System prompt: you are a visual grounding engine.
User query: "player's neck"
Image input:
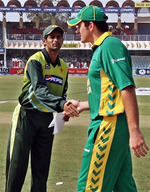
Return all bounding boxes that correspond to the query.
[49,51,58,64]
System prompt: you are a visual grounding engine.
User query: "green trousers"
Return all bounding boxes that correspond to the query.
[77,113,137,192]
[5,104,54,192]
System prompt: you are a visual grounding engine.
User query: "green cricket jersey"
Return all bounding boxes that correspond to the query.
[19,48,68,113]
[88,32,135,120]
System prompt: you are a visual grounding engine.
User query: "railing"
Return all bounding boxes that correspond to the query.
[6,33,81,41]
[115,35,150,41]
[6,33,150,41]
[6,34,42,41]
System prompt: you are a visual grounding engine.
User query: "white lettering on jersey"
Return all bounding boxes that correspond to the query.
[111,57,125,64]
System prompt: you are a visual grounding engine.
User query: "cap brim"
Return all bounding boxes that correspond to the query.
[43,26,64,38]
[67,18,81,26]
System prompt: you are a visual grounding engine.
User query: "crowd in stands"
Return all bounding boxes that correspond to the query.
[6,49,92,69]
[1,47,150,72]
[3,21,150,42]
[8,57,90,69]
[6,28,150,42]
[4,42,150,70]
[60,50,92,69]
[11,57,26,68]
[109,24,134,36]
[7,55,150,71]
[0,22,150,70]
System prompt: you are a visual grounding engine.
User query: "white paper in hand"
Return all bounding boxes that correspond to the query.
[48,113,65,135]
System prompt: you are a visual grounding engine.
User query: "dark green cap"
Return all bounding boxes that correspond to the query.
[67,5,108,26]
[43,25,64,38]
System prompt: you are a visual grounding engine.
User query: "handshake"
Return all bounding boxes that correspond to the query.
[63,99,89,121]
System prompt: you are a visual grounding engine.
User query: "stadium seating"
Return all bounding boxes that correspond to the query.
[132,56,150,69]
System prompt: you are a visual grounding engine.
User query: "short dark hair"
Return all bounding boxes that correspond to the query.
[83,21,108,33]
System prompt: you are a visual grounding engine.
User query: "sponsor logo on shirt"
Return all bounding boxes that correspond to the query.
[111,57,125,64]
[45,75,63,85]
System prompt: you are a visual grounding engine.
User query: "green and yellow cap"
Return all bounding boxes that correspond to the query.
[67,5,108,26]
[43,25,64,38]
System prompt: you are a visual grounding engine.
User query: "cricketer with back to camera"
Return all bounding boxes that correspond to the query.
[66,5,149,192]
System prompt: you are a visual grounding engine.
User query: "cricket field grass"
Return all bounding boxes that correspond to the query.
[0,75,150,192]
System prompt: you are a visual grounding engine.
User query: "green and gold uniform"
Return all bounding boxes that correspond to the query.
[5,48,68,192]
[77,32,137,192]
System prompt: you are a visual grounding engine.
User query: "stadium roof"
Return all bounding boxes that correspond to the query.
[0,0,149,8]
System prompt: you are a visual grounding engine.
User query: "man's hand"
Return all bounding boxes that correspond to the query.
[130,130,149,157]
[63,100,79,117]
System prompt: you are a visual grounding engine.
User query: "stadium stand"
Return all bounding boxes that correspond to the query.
[138,23,150,35]
[132,56,150,69]
[0,0,150,75]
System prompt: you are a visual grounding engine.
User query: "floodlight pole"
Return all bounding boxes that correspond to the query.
[2,12,7,68]
[4,50,7,68]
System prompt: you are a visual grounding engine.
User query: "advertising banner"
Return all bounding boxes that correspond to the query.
[62,43,79,49]
[136,69,150,76]
[136,87,150,95]
[105,8,119,13]
[0,7,82,13]
[120,7,135,13]
[9,67,24,75]
[0,7,135,13]
[0,67,9,74]
[8,68,88,75]
[0,48,5,53]
[135,2,150,7]
[68,68,88,75]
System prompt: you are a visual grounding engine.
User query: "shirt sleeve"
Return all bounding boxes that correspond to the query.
[100,39,135,90]
[26,60,67,112]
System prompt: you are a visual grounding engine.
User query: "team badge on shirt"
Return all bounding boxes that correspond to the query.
[45,75,63,85]
[45,64,50,69]
[60,68,63,73]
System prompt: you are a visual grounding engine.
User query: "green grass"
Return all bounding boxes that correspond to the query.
[0,75,23,100]
[0,75,150,192]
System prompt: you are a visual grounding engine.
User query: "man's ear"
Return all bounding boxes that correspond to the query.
[42,38,46,46]
[89,22,94,32]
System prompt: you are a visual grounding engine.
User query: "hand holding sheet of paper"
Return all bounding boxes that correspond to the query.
[48,113,65,135]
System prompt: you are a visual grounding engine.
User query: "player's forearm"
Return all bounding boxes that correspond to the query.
[77,101,89,113]
[122,86,149,157]
[121,86,139,134]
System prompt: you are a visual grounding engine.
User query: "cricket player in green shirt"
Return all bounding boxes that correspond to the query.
[5,25,79,192]
[67,5,149,192]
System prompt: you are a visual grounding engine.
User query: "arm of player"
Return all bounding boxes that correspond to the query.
[77,101,89,113]
[121,86,149,157]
